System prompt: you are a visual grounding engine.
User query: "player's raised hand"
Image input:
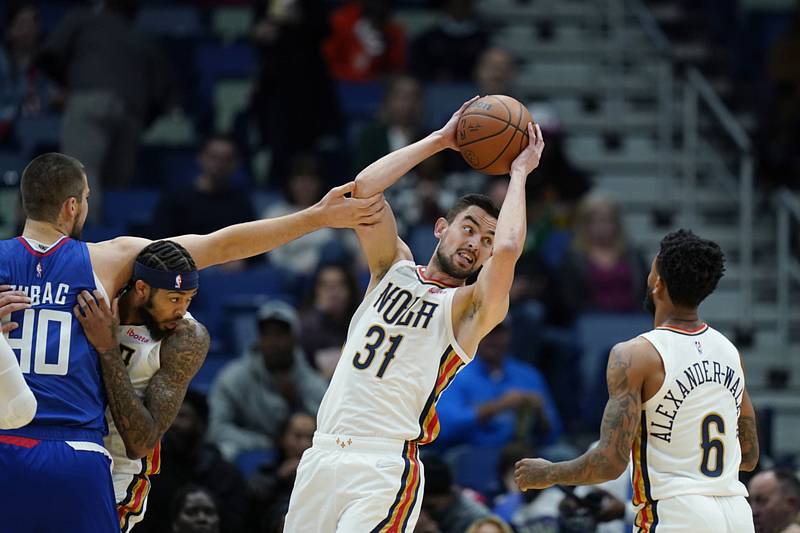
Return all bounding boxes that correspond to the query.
[315,181,386,229]
[510,122,545,177]
[74,290,119,353]
[514,457,556,491]
[0,285,31,333]
[435,95,481,150]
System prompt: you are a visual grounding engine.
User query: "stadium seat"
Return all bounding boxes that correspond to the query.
[214,79,253,133]
[337,81,385,122]
[80,223,128,244]
[211,7,253,43]
[142,113,197,147]
[136,6,203,38]
[15,115,62,157]
[423,83,477,131]
[575,312,653,428]
[194,42,257,83]
[103,189,161,229]
[235,447,277,481]
[190,352,233,394]
[136,145,197,189]
[0,151,26,186]
[444,445,504,500]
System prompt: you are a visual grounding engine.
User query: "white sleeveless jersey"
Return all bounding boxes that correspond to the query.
[634,324,748,505]
[317,260,473,444]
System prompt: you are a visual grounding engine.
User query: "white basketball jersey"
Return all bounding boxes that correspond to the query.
[635,324,748,505]
[317,260,473,444]
[105,322,164,501]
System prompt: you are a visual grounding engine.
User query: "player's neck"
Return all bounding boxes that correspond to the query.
[22,219,69,245]
[422,262,465,288]
[655,306,703,330]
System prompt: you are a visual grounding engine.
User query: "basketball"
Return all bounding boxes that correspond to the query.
[456,95,534,175]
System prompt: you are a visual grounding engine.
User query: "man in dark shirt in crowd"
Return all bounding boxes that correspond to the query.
[152,134,255,242]
[37,0,177,217]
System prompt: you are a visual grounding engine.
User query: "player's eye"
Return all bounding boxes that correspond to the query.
[170,298,179,303]
[483,238,492,246]
[463,226,472,234]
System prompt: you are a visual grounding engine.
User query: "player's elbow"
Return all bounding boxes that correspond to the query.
[124,441,153,460]
[492,240,523,262]
[739,451,759,472]
[0,390,37,430]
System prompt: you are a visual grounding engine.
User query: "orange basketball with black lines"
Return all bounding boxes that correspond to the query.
[456,95,533,175]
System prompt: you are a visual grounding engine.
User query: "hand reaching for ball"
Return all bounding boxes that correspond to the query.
[435,96,481,151]
[510,122,545,177]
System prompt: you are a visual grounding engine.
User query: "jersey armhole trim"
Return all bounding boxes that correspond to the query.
[639,334,671,409]
[444,289,471,364]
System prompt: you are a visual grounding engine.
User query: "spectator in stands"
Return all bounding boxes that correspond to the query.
[410,0,489,83]
[139,391,247,533]
[422,454,493,533]
[352,75,423,174]
[169,485,221,533]
[749,469,800,533]
[250,0,339,182]
[436,319,563,449]
[759,7,800,189]
[0,3,58,144]
[299,263,360,377]
[323,0,406,82]
[474,47,516,97]
[249,412,315,518]
[208,301,327,461]
[465,516,513,533]
[559,193,647,314]
[259,500,289,533]
[38,0,178,218]
[262,153,346,274]
[152,135,255,248]
[492,443,561,532]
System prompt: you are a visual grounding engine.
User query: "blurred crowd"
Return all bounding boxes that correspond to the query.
[1,0,798,532]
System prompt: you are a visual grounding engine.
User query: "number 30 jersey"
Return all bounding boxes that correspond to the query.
[635,324,749,504]
[317,260,473,444]
[0,237,108,442]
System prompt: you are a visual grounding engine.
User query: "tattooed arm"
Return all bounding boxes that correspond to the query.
[514,338,655,489]
[74,291,209,459]
[738,354,759,471]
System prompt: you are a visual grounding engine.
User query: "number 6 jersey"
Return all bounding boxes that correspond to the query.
[317,260,473,444]
[0,236,108,442]
[635,324,748,505]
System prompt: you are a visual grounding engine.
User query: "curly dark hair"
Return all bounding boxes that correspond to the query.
[135,240,197,274]
[655,229,725,308]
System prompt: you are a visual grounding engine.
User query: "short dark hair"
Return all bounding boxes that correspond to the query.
[773,469,800,505]
[20,153,86,223]
[656,229,725,308]
[169,484,218,524]
[135,240,197,277]
[445,193,500,223]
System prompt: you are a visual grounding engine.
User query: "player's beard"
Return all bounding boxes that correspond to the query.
[643,290,656,316]
[434,246,474,280]
[141,296,171,341]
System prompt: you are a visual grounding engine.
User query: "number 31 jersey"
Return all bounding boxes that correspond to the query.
[0,236,108,442]
[317,260,473,444]
[635,324,749,504]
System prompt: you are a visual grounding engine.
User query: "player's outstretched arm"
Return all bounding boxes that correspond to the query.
[514,339,650,489]
[737,355,759,472]
[0,287,37,429]
[89,182,384,295]
[352,97,478,285]
[454,123,544,353]
[74,290,209,459]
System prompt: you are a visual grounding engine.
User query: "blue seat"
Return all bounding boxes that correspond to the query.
[337,81,385,121]
[235,447,277,481]
[190,352,233,395]
[575,312,653,427]
[81,222,127,243]
[15,115,61,157]
[0,150,27,186]
[103,189,161,229]
[136,6,203,38]
[137,146,197,189]
[444,445,504,499]
[194,43,256,109]
[423,82,477,131]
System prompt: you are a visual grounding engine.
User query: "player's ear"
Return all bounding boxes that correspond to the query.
[134,280,149,299]
[433,217,448,239]
[653,274,666,299]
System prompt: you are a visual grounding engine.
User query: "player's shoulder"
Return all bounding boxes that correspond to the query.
[610,336,661,370]
[167,318,210,348]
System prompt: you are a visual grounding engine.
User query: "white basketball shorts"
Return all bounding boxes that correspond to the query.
[634,494,753,532]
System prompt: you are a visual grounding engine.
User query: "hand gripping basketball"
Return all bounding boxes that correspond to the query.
[510,122,545,177]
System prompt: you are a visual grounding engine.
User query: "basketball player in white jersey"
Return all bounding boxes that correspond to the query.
[0,288,37,429]
[514,229,760,532]
[283,99,545,532]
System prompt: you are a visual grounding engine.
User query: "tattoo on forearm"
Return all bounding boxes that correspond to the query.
[738,415,759,468]
[98,346,158,453]
[550,346,640,485]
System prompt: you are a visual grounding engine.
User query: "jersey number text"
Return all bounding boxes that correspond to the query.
[353,325,404,378]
